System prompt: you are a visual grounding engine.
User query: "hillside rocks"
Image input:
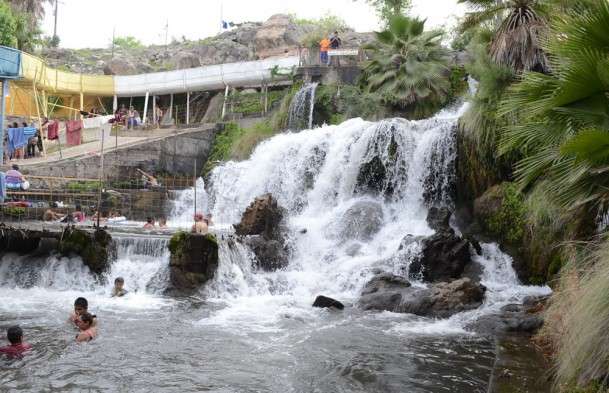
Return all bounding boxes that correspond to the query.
[358,273,486,318]
[167,232,219,293]
[234,194,290,271]
[38,15,371,75]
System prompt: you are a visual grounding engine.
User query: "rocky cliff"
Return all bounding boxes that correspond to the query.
[38,14,373,75]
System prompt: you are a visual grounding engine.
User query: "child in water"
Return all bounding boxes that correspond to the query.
[0,326,32,359]
[69,297,97,327]
[75,313,97,342]
[111,277,128,297]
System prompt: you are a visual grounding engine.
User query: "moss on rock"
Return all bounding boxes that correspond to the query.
[167,231,219,293]
[58,228,113,274]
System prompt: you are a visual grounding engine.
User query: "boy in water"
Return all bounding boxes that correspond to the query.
[75,313,97,342]
[0,326,32,359]
[69,297,97,327]
[111,277,128,297]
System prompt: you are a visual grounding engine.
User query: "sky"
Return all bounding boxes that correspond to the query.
[41,0,466,49]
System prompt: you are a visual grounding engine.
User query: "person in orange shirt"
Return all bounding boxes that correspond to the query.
[320,37,330,65]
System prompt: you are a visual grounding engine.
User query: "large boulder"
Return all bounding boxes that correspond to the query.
[234,194,289,271]
[167,232,219,293]
[254,14,307,57]
[408,208,477,282]
[338,201,384,241]
[174,52,201,70]
[359,273,486,318]
[103,58,137,75]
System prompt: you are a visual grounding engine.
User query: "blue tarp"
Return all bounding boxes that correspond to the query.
[7,127,27,154]
[0,46,21,79]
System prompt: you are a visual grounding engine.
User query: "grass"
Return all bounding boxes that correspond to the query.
[541,240,609,391]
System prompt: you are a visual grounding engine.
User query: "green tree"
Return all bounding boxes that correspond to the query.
[458,0,548,72]
[499,1,609,213]
[360,15,450,119]
[112,36,143,49]
[365,0,412,23]
[0,1,18,47]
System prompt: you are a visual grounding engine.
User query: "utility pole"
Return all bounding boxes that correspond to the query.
[164,19,169,49]
[111,26,116,59]
[53,0,59,42]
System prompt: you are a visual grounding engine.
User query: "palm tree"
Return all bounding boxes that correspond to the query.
[360,15,450,119]
[499,1,609,213]
[458,0,548,72]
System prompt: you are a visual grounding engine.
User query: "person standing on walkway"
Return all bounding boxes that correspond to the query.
[330,31,342,67]
[319,36,330,66]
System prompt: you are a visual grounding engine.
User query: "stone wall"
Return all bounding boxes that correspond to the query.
[23,125,221,180]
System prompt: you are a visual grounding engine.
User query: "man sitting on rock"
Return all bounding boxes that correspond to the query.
[191,213,208,234]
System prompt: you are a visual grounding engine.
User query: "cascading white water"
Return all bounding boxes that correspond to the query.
[287,82,318,131]
[169,177,209,228]
[0,236,169,297]
[201,104,550,331]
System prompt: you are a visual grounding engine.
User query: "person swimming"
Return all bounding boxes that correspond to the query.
[0,326,32,359]
[69,297,97,328]
[111,277,128,297]
[191,213,208,234]
[75,312,97,342]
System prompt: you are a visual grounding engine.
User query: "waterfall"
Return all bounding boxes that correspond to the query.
[0,236,170,295]
[199,104,550,329]
[169,177,209,228]
[287,83,318,131]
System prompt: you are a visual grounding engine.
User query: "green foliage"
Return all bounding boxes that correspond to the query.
[230,90,285,116]
[447,66,468,103]
[291,14,348,48]
[0,2,18,48]
[544,239,609,390]
[360,15,451,119]
[486,182,526,244]
[2,206,25,217]
[458,0,548,73]
[499,0,609,214]
[112,36,143,49]
[314,84,388,125]
[168,231,188,257]
[364,0,412,24]
[66,181,100,193]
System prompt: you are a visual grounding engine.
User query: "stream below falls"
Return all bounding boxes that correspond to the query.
[0,103,550,392]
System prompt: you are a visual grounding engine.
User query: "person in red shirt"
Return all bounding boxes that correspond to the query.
[0,326,32,359]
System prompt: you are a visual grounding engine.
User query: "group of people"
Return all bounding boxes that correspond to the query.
[112,103,164,130]
[3,121,45,162]
[319,31,342,66]
[0,277,129,359]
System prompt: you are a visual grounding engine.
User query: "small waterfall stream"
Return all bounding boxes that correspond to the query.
[287,82,318,131]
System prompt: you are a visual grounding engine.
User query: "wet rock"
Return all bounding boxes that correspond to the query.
[426,206,452,232]
[235,194,290,271]
[469,304,544,336]
[313,295,344,310]
[359,273,486,318]
[356,156,386,195]
[234,193,286,239]
[338,201,384,241]
[167,232,219,293]
[409,230,473,282]
[0,225,41,254]
[244,236,288,271]
[58,228,114,274]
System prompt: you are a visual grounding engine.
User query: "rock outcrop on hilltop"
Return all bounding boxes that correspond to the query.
[38,14,374,75]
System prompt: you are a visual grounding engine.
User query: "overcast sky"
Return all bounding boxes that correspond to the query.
[41,0,466,49]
